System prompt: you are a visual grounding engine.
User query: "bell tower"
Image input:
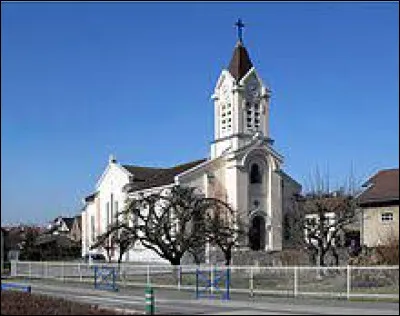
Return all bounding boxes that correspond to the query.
[211,19,272,159]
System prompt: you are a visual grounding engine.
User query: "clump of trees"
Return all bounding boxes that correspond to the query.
[285,170,361,267]
[374,230,399,265]
[91,185,245,266]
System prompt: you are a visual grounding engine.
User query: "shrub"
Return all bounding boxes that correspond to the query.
[1,291,139,315]
[374,233,399,265]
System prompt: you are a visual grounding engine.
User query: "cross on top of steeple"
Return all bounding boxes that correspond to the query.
[235,18,245,43]
[229,18,253,81]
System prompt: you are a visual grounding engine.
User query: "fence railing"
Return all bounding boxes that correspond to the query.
[10,261,399,300]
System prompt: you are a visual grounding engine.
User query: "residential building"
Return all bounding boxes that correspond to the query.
[358,168,399,247]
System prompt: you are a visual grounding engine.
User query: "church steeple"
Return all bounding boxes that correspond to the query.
[211,20,271,159]
[228,19,253,81]
[228,41,253,81]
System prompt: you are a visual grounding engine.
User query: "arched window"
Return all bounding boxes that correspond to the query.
[250,163,262,184]
[249,215,266,251]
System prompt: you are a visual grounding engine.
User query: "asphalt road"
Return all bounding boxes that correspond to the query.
[3,279,399,315]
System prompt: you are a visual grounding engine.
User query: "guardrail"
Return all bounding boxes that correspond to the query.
[1,282,32,293]
[10,261,399,300]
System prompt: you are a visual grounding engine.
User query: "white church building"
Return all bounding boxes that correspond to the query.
[81,23,301,264]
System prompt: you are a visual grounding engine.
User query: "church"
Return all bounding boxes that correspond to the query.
[81,21,301,264]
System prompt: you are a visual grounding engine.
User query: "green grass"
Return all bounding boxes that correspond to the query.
[349,296,399,303]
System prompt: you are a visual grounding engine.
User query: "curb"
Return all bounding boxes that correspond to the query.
[96,305,144,315]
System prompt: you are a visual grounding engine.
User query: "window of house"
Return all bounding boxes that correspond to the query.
[106,202,110,227]
[381,212,393,222]
[91,215,96,242]
[110,193,114,224]
[115,201,118,224]
[306,217,317,226]
[250,163,262,184]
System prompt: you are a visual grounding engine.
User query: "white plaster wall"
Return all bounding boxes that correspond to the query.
[97,162,130,238]
[362,205,399,247]
[81,209,87,257]
[82,200,96,257]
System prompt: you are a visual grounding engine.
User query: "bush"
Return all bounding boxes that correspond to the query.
[374,233,399,265]
[1,291,139,315]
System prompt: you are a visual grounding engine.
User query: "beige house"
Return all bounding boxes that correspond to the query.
[358,169,399,247]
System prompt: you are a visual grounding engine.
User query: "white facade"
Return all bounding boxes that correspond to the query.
[81,37,300,262]
[81,157,170,263]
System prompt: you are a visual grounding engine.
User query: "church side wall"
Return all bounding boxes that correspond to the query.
[271,170,282,251]
[94,164,130,261]
[281,175,302,248]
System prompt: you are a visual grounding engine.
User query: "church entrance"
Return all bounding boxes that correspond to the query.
[249,215,266,251]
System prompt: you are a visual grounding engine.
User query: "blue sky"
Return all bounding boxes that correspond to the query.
[1,2,398,226]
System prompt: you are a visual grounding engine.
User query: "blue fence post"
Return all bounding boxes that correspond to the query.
[195,267,199,299]
[113,267,116,291]
[225,266,230,300]
[94,266,98,289]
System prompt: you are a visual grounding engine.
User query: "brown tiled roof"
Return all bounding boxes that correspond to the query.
[358,168,399,205]
[123,158,207,192]
[228,41,253,81]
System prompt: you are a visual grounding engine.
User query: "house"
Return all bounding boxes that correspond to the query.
[358,168,399,247]
[81,21,301,264]
[1,228,4,273]
[46,215,81,242]
[70,215,82,242]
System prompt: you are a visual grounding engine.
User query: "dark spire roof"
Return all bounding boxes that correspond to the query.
[228,41,253,81]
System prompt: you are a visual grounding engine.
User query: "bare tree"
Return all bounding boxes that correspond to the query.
[293,168,361,267]
[90,227,116,263]
[113,227,137,265]
[90,222,137,265]
[120,185,239,266]
[203,201,245,265]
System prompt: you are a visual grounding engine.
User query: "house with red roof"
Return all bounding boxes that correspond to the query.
[358,168,399,247]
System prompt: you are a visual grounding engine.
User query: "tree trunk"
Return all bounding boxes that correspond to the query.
[316,248,325,279]
[224,247,232,266]
[117,250,124,280]
[171,261,181,288]
[332,248,339,266]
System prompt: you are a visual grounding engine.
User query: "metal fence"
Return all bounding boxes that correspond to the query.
[11,261,399,300]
